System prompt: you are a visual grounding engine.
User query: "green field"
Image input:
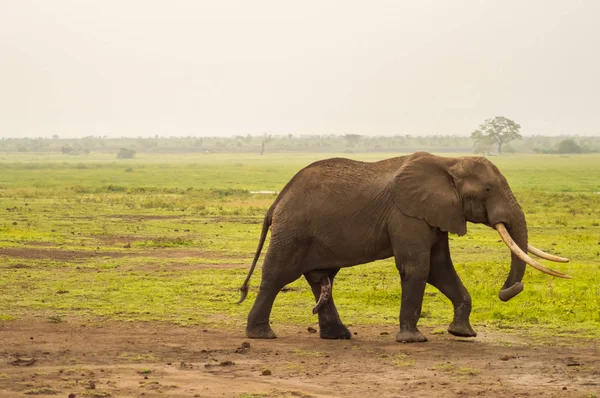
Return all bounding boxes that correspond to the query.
[0,152,599,339]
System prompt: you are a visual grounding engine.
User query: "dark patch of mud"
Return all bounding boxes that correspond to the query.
[106,214,186,221]
[201,216,262,224]
[0,247,245,262]
[0,247,127,260]
[93,235,148,245]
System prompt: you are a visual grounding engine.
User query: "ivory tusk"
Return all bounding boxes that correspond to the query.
[527,244,570,263]
[495,223,571,279]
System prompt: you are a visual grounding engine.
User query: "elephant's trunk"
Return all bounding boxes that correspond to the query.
[496,189,528,301]
[495,195,570,301]
[497,221,527,301]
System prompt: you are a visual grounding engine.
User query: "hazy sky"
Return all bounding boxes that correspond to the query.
[1,0,599,138]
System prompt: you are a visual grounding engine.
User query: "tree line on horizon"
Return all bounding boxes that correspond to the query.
[2,116,599,157]
[1,133,598,156]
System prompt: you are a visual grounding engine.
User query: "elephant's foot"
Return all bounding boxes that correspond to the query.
[448,322,477,338]
[246,323,277,339]
[396,329,428,343]
[319,323,352,340]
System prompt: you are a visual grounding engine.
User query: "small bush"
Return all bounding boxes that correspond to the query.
[210,188,250,198]
[106,185,127,192]
[557,139,582,154]
[117,148,136,159]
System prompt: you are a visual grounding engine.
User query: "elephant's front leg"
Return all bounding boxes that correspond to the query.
[395,251,430,343]
[428,234,476,338]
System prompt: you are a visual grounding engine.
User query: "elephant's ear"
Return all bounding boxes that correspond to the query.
[391,155,466,236]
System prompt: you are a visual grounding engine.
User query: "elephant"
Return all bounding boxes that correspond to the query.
[237,152,570,343]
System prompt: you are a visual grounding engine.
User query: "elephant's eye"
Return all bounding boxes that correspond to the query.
[485,185,492,192]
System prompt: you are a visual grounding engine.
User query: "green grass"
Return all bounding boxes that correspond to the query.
[432,363,481,376]
[389,353,415,367]
[0,152,599,339]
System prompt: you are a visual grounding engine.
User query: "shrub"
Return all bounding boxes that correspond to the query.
[556,139,582,154]
[117,148,136,159]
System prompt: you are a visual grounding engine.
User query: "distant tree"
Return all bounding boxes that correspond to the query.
[556,139,582,154]
[343,134,362,148]
[473,139,494,155]
[471,116,522,154]
[61,145,74,154]
[260,133,273,155]
[116,148,136,159]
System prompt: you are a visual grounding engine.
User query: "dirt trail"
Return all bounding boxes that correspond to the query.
[0,247,241,262]
[1,320,598,398]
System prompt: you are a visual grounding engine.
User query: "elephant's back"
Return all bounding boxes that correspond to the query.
[270,157,395,230]
[268,157,399,265]
[279,157,385,200]
[275,153,428,197]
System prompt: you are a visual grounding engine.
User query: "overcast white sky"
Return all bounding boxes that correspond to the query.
[1,0,599,138]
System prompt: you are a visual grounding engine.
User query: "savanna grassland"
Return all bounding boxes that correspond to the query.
[0,152,599,398]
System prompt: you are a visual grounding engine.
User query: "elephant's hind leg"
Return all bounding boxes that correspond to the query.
[304,269,351,340]
[246,243,306,339]
[428,235,476,338]
[246,287,279,339]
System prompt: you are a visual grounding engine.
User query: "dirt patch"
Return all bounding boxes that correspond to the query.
[73,214,187,221]
[134,263,243,271]
[106,214,186,221]
[0,247,245,263]
[146,248,242,260]
[73,215,262,224]
[28,242,59,247]
[94,235,148,246]
[0,247,127,261]
[0,320,598,398]
[201,216,262,224]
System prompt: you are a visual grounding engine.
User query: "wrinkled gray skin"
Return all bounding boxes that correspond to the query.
[238,152,529,343]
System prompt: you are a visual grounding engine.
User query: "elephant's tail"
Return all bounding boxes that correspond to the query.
[237,210,272,304]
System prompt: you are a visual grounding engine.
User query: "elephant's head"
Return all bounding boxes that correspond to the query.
[392,152,570,301]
